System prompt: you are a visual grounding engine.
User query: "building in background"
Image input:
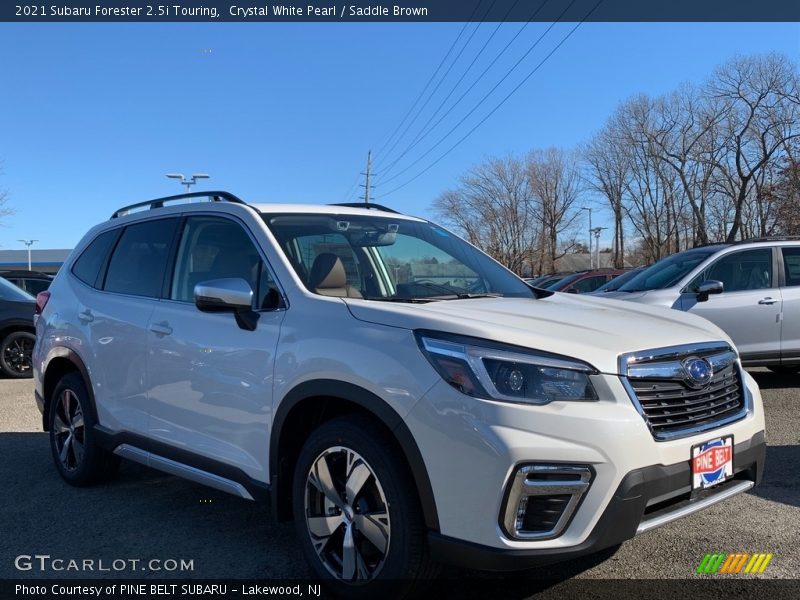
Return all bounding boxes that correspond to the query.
[0,249,71,274]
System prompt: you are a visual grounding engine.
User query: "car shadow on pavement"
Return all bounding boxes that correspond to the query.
[748,444,800,509]
[749,370,800,390]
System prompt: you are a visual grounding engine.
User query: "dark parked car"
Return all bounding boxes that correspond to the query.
[546,269,626,294]
[1,270,53,296]
[588,266,647,294]
[525,273,570,289]
[0,276,36,378]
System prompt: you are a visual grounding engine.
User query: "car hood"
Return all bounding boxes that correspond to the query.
[343,293,733,374]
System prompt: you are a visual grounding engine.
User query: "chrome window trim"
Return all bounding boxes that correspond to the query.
[618,342,750,442]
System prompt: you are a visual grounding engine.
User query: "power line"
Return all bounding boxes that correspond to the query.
[371,0,485,165]
[373,0,499,173]
[376,0,536,181]
[376,0,579,188]
[377,0,605,200]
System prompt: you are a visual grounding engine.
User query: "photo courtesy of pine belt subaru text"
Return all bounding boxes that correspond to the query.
[32,191,766,597]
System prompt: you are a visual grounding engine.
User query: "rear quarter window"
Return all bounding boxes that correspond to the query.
[72,228,121,288]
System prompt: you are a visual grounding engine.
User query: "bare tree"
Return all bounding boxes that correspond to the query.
[705,53,800,241]
[527,148,583,272]
[584,111,630,268]
[433,156,541,274]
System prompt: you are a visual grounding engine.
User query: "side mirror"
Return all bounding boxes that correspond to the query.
[696,280,723,303]
[194,278,258,331]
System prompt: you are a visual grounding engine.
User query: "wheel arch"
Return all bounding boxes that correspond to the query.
[270,379,440,532]
[41,348,97,431]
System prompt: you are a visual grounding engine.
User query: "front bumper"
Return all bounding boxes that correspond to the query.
[429,431,765,570]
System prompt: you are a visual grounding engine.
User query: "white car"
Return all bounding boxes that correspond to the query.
[33,192,766,595]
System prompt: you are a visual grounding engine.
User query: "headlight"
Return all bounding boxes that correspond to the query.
[416,331,599,405]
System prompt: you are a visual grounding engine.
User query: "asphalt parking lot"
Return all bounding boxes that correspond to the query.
[1,370,798,592]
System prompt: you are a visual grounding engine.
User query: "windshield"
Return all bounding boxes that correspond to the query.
[617,247,723,292]
[264,214,534,301]
[593,268,642,292]
[0,276,35,302]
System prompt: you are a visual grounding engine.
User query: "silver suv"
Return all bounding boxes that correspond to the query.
[33,192,766,595]
[603,239,800,374]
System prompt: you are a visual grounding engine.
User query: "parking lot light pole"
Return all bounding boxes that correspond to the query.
[18,239,38,271]
[166,173,210,192]
[581,207,592,269]
[591,227,608,270]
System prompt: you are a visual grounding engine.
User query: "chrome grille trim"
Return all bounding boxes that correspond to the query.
[619,343,750,441]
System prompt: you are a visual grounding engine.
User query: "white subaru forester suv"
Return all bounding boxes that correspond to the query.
[34,192,765,596]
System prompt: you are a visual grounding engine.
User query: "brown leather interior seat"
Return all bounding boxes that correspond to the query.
[309,253,362,298]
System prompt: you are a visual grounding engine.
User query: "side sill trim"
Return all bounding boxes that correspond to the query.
[114,443,255,501]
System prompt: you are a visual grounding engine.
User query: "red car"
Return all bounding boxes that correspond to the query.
[545,269,626,294]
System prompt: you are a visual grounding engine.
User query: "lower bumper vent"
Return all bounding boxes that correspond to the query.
[501,464,592,540]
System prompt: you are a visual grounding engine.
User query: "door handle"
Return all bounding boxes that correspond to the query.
[78,310,94,323]
[758,297,778,305]
[149,322,173,336]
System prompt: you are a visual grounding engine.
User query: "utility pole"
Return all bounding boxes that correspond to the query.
[18,239,38,271]
[581,207,593,269]
[360,151,374,206]
[591,227,608,270]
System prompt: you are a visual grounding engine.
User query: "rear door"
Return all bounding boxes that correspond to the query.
[74,218,179,435]
[682,247,781,361]
[778,246,800,364]
[145,215,285,481]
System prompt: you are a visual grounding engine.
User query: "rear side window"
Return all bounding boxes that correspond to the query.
[72,229,120,288]
[104,219,178,298]
[782,248,800,287]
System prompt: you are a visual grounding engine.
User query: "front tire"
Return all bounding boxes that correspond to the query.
[49,372,119,486]
[292,415,436,598]
[0,330,35,378]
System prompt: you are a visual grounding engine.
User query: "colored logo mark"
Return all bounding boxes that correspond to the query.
[696,552,773,574]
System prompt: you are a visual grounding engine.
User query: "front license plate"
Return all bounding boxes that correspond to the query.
[691,436,733,490]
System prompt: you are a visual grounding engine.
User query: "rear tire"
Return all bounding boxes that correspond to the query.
[0,330,35,378]
[49,372,119,486]
[292,415,437,599]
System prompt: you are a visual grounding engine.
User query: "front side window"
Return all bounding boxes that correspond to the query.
[170,216,279,309]
[571,275,608,293]
[689,248,773,293]
[265,214,533,301]
[104,219,178,298]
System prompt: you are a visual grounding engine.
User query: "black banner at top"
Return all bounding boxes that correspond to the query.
[3,0,800,23]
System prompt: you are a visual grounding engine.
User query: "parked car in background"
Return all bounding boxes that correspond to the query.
[1,270,54,296]
[524,272,570,288]
[546,269,625,294]
[589,266,646,295]
[0,276,36,378]
[601,239,800,373]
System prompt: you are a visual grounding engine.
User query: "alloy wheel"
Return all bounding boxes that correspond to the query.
[52,389,86,472]
[3,334,34,375]
[304,446,391,582]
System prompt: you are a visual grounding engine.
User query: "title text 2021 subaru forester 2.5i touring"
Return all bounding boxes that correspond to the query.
[33,192,765,596]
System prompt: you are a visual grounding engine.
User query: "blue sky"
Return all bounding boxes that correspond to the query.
[0,22,798,251]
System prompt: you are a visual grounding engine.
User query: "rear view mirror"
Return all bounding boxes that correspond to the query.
[194,278,258,331]
[696,280,723,303]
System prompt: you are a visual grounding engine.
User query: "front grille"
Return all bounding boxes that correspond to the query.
[621,344,748,441]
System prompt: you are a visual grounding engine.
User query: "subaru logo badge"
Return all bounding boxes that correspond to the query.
[683,357,713,388]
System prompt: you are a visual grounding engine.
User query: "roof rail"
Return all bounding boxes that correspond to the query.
[733,236,800,244]
[111,191,248,219]
[329,202,400,214]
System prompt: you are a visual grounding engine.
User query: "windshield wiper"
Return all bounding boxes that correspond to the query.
[363,296,441,303]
